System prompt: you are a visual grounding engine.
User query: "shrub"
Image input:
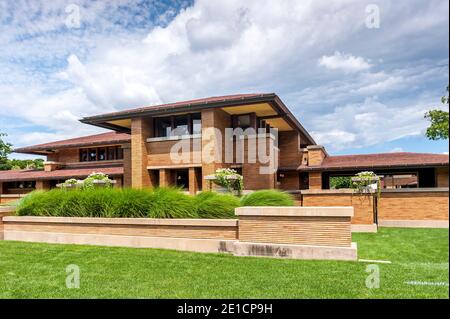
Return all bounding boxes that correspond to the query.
[240,190,294,207]
[194,191,240,219]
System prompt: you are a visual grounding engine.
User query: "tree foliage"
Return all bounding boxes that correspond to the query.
[0,132,44,170]
[425,86,449,140]
[329,176,352,189]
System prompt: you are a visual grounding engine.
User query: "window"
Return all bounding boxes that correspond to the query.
[236,114,251,129]
[80,146,123,162]
[6,181,36,190]
[173,115,189,136]
[98,148,106,161]
[116,147,124,160]
[155,117,172,137]
[80,149,88,162]
[88,148,97,161]
[192,113,202,134]
[107,147,116,160]
[154,113,202,137]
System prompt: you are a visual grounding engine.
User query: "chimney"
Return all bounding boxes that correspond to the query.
[306,145,327,166]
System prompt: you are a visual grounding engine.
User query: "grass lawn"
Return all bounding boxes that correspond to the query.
[0,227,448,299]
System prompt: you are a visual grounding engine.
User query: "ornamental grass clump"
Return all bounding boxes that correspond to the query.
[16,187,198,219]
[240,190,295,207]
[194,191,241,219]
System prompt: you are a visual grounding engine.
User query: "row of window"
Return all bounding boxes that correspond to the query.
[79,146,124,162]
[5,181,36,189]
[153,113,273,138]
[154,113,202,137]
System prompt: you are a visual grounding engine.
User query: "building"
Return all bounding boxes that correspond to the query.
[0,93,448,199]
[0,132,129,197]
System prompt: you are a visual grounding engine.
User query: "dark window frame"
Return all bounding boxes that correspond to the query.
[153,113,202,138]
[79,146,123,162]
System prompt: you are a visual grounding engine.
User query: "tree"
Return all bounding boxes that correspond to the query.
[0,133,44,170]
[330,176,352,189]
[425,86,449,140]
[0,133,12,170]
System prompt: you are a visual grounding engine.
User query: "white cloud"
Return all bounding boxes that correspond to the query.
[389,147,404,153]
[311,97,433,151]
[319,51,372,73]
[0,0,448,154]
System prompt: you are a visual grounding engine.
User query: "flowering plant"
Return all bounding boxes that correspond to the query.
[213,168,244,194]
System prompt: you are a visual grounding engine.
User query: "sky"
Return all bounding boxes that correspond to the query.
[0,0,448,160]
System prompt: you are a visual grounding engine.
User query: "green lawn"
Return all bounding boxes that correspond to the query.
[0,228,448,299]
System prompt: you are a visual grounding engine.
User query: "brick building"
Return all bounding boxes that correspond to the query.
[0,93,448,197]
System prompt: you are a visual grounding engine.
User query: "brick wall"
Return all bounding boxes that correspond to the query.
[201,109,231,190]
[307,146,326,166]
[309,172,322,189]
[236,207,353,247]
[122,143,131,187]
[131,117,153,188]
[278,171,299,190]
[278,131,301,168]
[378,190,449,221]
[436,167,449,187]
[147,138,201,167]
[301,192,374,224]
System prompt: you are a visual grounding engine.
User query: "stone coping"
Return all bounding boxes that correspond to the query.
[0,206,16,213]
[3,216,238,227]
[0,194,26,198]
[235,206,353,217]
[300,187,449,195]
[380,187,449,193]
[147,134,202,143]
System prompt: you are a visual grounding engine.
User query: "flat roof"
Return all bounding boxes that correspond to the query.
[13,132,131,155]
[0,166,123,182]
[298,152,449,171]
[80,93,317,145]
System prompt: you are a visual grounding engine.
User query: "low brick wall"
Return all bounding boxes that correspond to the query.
[300,190,374,225]
[0,194,25,204]
[300,188,449,229]
[377,188,449,227]
[235,206,356,260]
[1,206,357,261]
[0,207,15,240]
[236,207,352,247]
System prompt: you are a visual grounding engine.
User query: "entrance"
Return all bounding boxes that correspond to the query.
[175,169,189,190]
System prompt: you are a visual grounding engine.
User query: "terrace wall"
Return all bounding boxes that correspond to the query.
[1,206,356,261]
[377,188,449,227]
[300,188,449,228]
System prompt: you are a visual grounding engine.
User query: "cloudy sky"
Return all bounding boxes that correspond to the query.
[0,0,448,159]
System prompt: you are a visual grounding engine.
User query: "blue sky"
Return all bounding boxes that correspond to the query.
[0,0,448,159]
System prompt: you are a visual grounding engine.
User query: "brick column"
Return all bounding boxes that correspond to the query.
[113,177,123,188]
[122,143,132,188]
[308,172,322,190]
[36,180,51,191]
[201,109,230,191]
[189,167,199,194]
[131,117,153,189]
[242,135,277,190]
[159,169,172,187]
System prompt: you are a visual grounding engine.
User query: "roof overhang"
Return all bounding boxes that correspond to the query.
[298,162,449,172]
[80,94,317,145]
